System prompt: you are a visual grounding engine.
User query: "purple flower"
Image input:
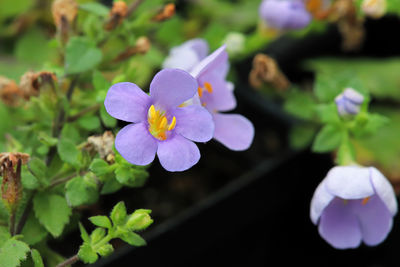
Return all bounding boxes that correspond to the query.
[335,88,364,116]
[259,0,312,30]
[190,45,255,151]
[104,69,214,172]
[162,39,209,72]
[310,166,397,249]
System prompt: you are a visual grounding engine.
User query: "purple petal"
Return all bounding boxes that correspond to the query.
[190,45,228,79]
[325,166,375,199]
[157,134,200,172]
[186,38,209,60]
[369,167,398,215]
[318,198,362,249]
[104,82,150,123]
[343,88,364,104]
[200,79,236,112]
[150,69,198,110]
[115,123,158,166]
[172,105,214,142]
[310,180,335,224]
[213,113,254,151]
[162,47,202,72]
[351,195,393,246]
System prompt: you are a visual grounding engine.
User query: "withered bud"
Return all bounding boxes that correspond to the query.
[52,0,78,28]
[338,19,365,51]
[113,36,151,63]
[0,76,23,107]
[105,1,128,31]
[19,71,57,99]
[153,3,175,22]
[86,131,115,163]
[249,54,290,91]
[1,158,22,212]
[0,152,30,170]
[305,0,332,20]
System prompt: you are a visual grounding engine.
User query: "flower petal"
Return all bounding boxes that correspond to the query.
[190,45,228,79]
[172,105,214,142]
[310,180,335,225]
[213,113,254,151]
[162,47,201,72]
[325,166,375,199]
[104,82,151,123]
[186,38,209,60]
[369,167,398,215]
[150,69,198,110]
[115,123,158,166]
[318,198,362,249]
[200,78,236,112]
[351,195,393,246]
[157,134,200,172]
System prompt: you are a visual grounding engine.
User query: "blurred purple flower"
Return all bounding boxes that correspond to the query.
[335,88,364,116]
[190,45,254,151]
[162,39,209,72]
[104,69,214,172]
[259,0,312,30]
[310,166,397,249]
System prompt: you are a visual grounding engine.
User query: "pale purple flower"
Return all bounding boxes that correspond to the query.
[259,0,312,30]
[335,88,364,116]
[104,69,214,172]
[162,39,209,72]
[190,45,255,151]
[310,166,397,249]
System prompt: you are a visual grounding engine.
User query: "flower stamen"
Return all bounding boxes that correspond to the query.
[147,105,176,140]
[362,197,370,205]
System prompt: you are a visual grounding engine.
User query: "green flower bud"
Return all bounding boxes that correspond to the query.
[126,209,153,231]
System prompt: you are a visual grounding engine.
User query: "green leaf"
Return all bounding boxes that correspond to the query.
[78,243,98,264]
[78,115,101,131]
[0,238,30,267]
[33,193,72,237]
[119,232,146,247]
[61,123,81,143]
[65,175,99,207]
[110,202,127,226]
[93,70,111,92]
[65,37,103,74]
[357,113,389,136]
[283,89,316,120]
[312,124,344,153]
[289,125,317,149]
[31,249,44,267]
[79,2,109,17]
[57,138,80,167]
[115,165,149,187]
[27,158,49,186]
[90,228,106,244]
[100,174,123,194]
[316,103,340,124]
[90,159,114,177]
[97,244,113,257]
[21,214,47,245]
[100,106,117,128]
[21,166,39,190]
[89,216,112,229]
[79,223,90,243]
[126,209,153,231]
[0,227,11,247]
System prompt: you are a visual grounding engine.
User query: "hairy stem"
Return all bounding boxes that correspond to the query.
[15,192,34,235]
[9,210,16,236]
[49,171,88,189]
[67,103,101,122]
[56,254,79,267]
[127,0,145,17]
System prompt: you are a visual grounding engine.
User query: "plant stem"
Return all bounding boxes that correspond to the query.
[127,0,145,17]
[67,103,101,122]
[56,254,79,267]
[15,192,34,235]
[49,171,88,189]
[9,210,16,236]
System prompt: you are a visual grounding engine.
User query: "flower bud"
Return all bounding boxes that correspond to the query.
[126,209,153,231]
[335,88,364,116]
[362,0,386,19]
[153,3,175,22]
[104,1,128,31]
[52,0,78,43]
[1,158,22,212]
[223,32,245,56]
[0,76,23,106]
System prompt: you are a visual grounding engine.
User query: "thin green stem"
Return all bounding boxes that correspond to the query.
[48,171,88,189]
[67,103,100,122]
[56,254,79,267]
[15,192,35,235]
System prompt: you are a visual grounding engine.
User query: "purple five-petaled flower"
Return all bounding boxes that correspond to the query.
[190,45,255,151]
[259,0,312,30]
[104,69,214,172]
[335,88,364,116]
[310,165,397,249]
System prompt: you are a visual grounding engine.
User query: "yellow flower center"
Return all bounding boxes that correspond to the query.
[147,105,176,141]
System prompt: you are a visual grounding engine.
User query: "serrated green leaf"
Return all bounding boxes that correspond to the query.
[27,158,49,186]
[97,243,113,257]
[79,223,90,243]
[21,214,47,245]
[79,2,109,17]
[78,243,98,264]
[0,227,11,247]
[90,228,106,244]
[312,124,344,153]
[90,159,113,177]
[119,232,146,247]
[0,238,30,267]
[110,202,127,226]
[316,103,341,124]
[57,138,80,167]
[61,123,81,143]
[284,90,316,120]
[31,249,44,267]
[115,165,148,187]
[33,193,72,237]
[21,166,39,190]
[65,176,99,207]
[65,37,103,74]
[89,216,112,229]
[78,115,101,131]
